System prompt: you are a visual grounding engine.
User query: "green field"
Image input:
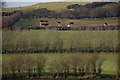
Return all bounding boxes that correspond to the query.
[14,18,119,28]
[2,30,118,53]
[2,1,120,80]
[2,2,88,12]
[2,53,118,75]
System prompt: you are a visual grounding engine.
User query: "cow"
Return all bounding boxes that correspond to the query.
[40,20,48,22]
[40,20,49,27]
[67,25,70,27]
[70,22,74,24]
[104,23,108,26]
[57,22,61,27]
[41,23,49,26]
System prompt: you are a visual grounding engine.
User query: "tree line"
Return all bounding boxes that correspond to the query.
[2,11,21,30]
[62,2,119,19]
[20,2,119,19]
[2,30,119,54]
[3,54,107,79]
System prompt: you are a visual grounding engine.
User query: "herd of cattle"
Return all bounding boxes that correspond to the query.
[27,20,120,31]
[28,26,120,31]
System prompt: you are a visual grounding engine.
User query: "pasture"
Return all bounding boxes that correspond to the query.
[2,2,88,12]
[13,18,119,28]
[2,1,120,80]
[2,30,119,79]
[2,30,118,53]
[2,53,118,77]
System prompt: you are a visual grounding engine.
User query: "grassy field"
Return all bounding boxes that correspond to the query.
[2,2,88,12]
[2,1,120,79]
[14,17,119,28]
[2,30,118,53]
[2,53,118,75]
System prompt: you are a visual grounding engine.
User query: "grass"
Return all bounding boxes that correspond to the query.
[2,2,89,12]
[2,53,118,75]
[14,17,119,28]
[2,30,119,78]
[2,30,118,53]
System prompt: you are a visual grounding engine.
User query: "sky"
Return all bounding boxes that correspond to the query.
[4,0,66,2]
[2,0,120,8]
[3,0,66,8]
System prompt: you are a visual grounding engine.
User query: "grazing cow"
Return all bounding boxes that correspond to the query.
[40,20,48,22]
[104,23,108,26]
[67,22,74,27]
[57,22,61,27]
[70,22,74,24]
[57,22,61,24]
[40,20,49,27]
[67,25,70,27]
[41,23,49,26]
[28,25,32,30]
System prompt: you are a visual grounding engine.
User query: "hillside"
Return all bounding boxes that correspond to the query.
[2,2,89,12]
[2,2,119,30]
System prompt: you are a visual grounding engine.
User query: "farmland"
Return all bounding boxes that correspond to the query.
[2,30,119,53]
[2,53,119,79]
[1,1,120,80]
[2,2,119,30]
[2,30,119,79]
[2,30,119,80]
[13,17,119,28]
[2,2,89,12]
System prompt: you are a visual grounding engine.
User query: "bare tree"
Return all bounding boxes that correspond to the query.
[49,59,62,78]
[14,55,26,78]
[59,56,70,78]
[23,55,35,79]
[7,57,18,78]
[97,58,106,76]
[90,54,99,73]
[2,60,9,78]
[34,55,46,77]
[66,32,74,52]
[118,53,120,77]
[69,54,81,76]
[57,39,63,53]
[49,55,70,78]
[5,55,26,78]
